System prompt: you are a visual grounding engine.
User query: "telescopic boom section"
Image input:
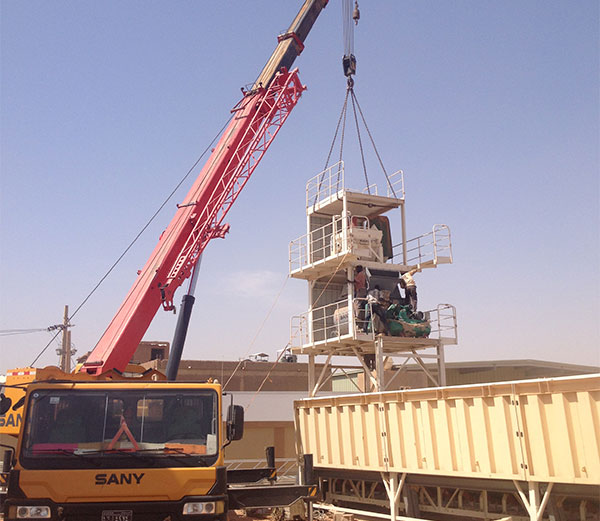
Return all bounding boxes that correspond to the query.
[81,0,328,376]
[252,0,329,92]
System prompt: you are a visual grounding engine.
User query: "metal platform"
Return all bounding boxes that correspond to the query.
[309,189,404,218]
[290,334,451,357]
[290,256,409,282]
[289,215,453,281]
[290,301,457,390]
[305,161,405,217]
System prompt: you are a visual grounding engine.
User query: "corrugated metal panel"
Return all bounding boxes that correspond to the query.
[312,282,344,308]
[446,367,530,386]
[332,374,360,392]
[295,374,600,485]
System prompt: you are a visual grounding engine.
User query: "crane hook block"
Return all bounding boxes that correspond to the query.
[353,1,360,25]
[343,54,357,77]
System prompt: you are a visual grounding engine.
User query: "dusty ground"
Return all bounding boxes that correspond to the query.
[228,509,282,521]
[228,504,319,521]
[228,509,268,521]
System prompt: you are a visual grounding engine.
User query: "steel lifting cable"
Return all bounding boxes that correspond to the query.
[350,88,397,198]
[349,84,371,194]
[315,0,396,202]
[325,90,350,171]
[337,89,349,185]
[312,89,351,208]
[342,0,354,58]
[313,0,358,208]
[317,81,397,201]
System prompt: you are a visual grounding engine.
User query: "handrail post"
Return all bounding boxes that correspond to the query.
[348,269,356,339]
[401,202,408,265]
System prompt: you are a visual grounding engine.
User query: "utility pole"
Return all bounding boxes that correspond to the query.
[58,305,74,373]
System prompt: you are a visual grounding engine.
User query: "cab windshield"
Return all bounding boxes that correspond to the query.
[20,388,219,469]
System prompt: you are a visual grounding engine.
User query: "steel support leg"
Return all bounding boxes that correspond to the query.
[579,500,587,521]
[308,354,316,397]
[514,481,553,521]
[375,336,385,392]
[437,343,446,386]
[381,472,406,521]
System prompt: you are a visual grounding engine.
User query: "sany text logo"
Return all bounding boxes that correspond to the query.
[95,473,145,485]
[0,412,21,428]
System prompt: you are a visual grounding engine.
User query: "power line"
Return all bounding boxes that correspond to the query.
[27,115,234,367]
[0,324,66,337]
[0,328,49,336]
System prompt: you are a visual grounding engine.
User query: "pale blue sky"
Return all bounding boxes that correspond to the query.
[1,1,598,373]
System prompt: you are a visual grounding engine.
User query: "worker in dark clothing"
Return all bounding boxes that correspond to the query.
[366,285,389,334]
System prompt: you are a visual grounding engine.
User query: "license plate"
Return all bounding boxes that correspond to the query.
[101,510,133,521]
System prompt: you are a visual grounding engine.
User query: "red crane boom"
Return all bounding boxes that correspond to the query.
[81,0,328,375]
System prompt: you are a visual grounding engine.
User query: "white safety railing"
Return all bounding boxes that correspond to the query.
[427,304,458,343]
[226,458,298,483]
[308,299,353,345]
[289,215,347,272]
[291,300,457,348]
[306,161,345,210]
[372,169,405,199]
[391,224,452,267]
[289,215,385,272]
[288,237,307,274]
[290,314,310,349]
[306,161,405,210]
[387,170,405,198]
[290,299,371,347]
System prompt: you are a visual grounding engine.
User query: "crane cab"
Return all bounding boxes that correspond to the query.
[3,379,236,521]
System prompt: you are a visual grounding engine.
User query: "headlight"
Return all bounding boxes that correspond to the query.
[182,501,224,515]
[15,506,51,518]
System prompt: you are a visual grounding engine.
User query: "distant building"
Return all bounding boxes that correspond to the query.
[75,340,170,366]
[141,357,329,393]
[331,359,600,392]
[130,341,169,365]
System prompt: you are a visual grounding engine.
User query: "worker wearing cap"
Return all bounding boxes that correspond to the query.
[400,266,421,312]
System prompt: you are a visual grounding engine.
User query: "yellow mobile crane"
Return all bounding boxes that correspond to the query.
[0,1,327,519]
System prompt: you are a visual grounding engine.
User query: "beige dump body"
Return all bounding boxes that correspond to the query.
[294,374,600,485]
